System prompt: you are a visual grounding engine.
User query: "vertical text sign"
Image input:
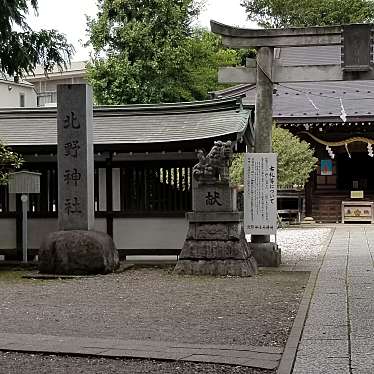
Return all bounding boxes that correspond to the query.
[57,84,94,230]
[244,153,277,235]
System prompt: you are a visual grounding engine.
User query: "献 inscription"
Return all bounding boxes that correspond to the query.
[205,191,222,206]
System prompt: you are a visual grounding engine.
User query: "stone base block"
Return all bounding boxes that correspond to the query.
[187,222,242,241]
[174,238,257,277]
[179,239,250,259]
[174,258,257,276]
[39,230,120,275]
[250,242,281,267]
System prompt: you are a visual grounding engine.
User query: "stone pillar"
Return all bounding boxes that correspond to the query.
[174,141,257,277]
[57,84,94,231]
[251,47,281,267]
[38,84,119,275]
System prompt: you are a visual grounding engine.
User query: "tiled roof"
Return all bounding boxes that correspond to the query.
[244,80,374,119]
[214,46,374,122]
[0,97,250,146]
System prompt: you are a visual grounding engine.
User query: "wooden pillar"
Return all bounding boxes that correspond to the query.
[252,47,274,245]
[15,194,23,261]
[106,154,113,238]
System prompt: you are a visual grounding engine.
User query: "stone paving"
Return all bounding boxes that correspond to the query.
[292,225,374,374]
[0,333,282,370]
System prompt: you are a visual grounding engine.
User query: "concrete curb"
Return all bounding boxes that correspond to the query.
[276,227,335,374]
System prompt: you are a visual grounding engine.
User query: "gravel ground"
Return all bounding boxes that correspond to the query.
[0,227,331,374]
[277,227,331,269]
[0,353,274,374]
[0,268,307,347]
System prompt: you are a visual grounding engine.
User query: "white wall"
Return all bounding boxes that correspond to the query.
[113,217,188,249]
[0,82,37,107]
[0,218,107,250]
[0,219,16,249]
[0,217,186,251]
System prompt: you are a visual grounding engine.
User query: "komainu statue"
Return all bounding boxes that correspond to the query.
[192,140,233,183]
[174,139,258,277]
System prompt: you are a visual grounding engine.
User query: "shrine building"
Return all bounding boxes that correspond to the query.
[0,97,253,260]
[212,45,374,223]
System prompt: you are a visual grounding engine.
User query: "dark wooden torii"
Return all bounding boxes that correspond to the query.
[211,21,374,266]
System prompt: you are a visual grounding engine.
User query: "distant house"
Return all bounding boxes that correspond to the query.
[212,46,374,223]
[0,79,37,108]
[25,61,87,107]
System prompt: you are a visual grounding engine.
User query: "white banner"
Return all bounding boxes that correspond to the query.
[244,153,277,235]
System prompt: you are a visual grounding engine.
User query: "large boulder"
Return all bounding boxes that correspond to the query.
[39,230,119,275]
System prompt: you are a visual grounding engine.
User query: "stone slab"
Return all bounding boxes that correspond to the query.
[100,349,186,360]
[180,354,279,369]
[186,211,243,223]
[0,333,280,370]
[351,354,374,374]
[292,357,350,374]
[186,222,242,241]
[180,354,251,366]
[57,84,94,231]
[350,321,374,338]
[302,324,348,340]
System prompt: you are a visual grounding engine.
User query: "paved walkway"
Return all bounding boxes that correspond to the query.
[292,225,374,374]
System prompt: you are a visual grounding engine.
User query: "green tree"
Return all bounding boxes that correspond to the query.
[0,143,23,185]
[0,0,74,77]
[175,29,243,101]
[240,0,374,28]
[86,0,241,104]
[230,127,317,188]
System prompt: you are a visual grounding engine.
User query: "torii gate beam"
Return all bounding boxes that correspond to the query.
[212,21,374,83]
[211,21,342,48]
[218,64,374,84]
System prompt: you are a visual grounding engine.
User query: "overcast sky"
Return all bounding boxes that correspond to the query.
[26,0,257,61]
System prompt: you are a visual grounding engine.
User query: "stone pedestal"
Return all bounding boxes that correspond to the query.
[174,184,257,277]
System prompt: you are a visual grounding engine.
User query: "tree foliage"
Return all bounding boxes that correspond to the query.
[86,0,242,104]
[230,127,318,188]
[0,142,23,185]
[0,0,74,77]
[240,0,374,28]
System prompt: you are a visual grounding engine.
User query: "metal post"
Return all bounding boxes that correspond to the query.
[21,194,28,263]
